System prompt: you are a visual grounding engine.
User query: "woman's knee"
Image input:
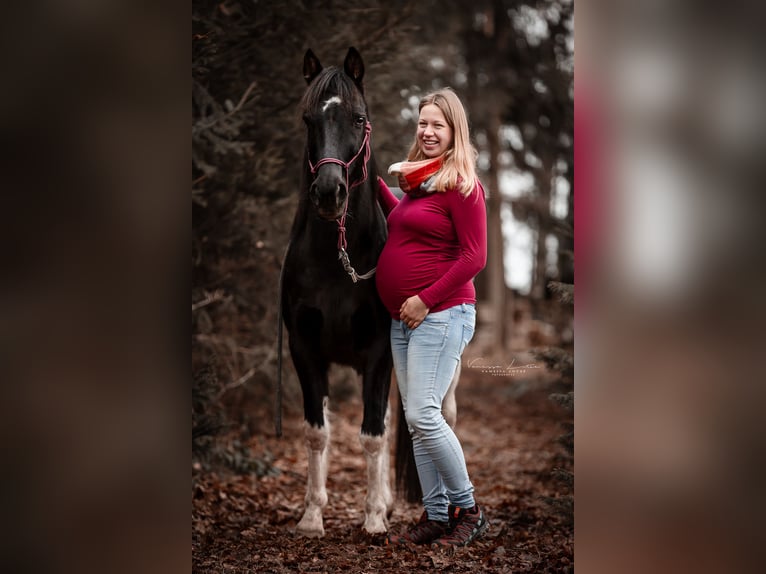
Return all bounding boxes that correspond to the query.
[405,404,442,435]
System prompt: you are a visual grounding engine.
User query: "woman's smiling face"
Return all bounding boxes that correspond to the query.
[417,104,453,158]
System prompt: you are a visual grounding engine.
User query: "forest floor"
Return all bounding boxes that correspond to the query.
[192,343,573,573]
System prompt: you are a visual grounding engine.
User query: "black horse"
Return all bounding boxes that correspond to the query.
[277,47,399,538]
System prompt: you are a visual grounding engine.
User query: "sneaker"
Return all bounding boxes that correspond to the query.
[431,504,489,548]
[386,511,449,546]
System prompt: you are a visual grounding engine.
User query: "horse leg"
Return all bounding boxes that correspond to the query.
[381,406,394,519]
[298,397,330,538]
[290,335,330,538]
[442,358,461,429]
[359,406,393,533]
[359,346,393,534]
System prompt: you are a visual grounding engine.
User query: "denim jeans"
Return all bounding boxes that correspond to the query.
[391,303,476,523]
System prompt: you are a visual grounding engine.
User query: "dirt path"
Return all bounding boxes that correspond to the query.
[192,348,573,573]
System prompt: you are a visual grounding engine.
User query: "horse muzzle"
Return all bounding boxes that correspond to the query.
[310,181,348,221]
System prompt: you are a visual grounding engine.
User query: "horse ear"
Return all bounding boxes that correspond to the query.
[344,47,365,91]
[303,49,322,84]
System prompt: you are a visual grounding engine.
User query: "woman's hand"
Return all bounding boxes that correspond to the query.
[400,295,429,329]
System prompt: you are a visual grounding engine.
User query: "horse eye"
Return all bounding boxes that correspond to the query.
[354,114,366,127]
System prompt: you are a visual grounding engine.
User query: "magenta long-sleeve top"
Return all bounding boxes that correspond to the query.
[375,177,488,319]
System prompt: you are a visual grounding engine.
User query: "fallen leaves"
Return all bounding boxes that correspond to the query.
[193,364,573,573]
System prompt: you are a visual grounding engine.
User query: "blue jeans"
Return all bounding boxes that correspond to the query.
[391,303,476,523]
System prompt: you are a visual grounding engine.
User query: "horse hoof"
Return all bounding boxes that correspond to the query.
[295,524,325,538]
[362,516,388,535]
[296,516,325,538]
[357,530,388,546]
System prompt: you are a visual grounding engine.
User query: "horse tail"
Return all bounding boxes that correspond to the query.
[275,239,291,438]
[394,382,422,502]
[275,306,284,438]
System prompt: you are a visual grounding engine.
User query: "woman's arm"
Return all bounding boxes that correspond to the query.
[418,183,488,309]
[376,176,399,216]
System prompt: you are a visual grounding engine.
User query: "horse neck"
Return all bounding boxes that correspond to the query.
[344,161,379,234]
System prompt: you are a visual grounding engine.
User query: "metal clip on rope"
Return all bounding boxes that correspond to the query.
[338,248,376,283]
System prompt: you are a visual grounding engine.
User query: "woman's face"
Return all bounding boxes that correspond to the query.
[416,104,453,158]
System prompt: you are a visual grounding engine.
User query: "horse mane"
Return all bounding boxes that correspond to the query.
[300,67,364,115]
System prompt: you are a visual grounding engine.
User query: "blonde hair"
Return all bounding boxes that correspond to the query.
[406,88,479,196]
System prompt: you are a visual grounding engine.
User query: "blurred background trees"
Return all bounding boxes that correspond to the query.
[192,0,573,440]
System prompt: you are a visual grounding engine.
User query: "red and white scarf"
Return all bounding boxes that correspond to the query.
[387,156,444,198]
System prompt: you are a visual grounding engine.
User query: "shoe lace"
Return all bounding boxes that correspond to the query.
[442,513,479,542]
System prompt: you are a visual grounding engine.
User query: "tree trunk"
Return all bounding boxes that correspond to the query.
[486,110,508,351]
[558,176,574,285]
[531,157,554,300]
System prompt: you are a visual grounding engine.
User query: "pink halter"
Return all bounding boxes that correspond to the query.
[308,121,372,252]
[307,121,376,282]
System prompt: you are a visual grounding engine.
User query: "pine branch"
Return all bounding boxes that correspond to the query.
[552,467,574,487]
[548,280,573,304]
[357,1,417,51]
[549,391,573,411]
[532,346,573,375]
[553,219,574,240]
[556,429,574,454]
[192,79,255,178]
[540,495,573,526]
[192,363,225,453]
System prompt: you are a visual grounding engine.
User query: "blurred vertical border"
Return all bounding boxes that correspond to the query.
[577,0,766,572]
[1,1,188,573]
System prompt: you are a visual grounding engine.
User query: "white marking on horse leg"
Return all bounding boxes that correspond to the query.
[321,95,342,113]
[360,425,391,534]
[442,359,460,429]
[296,400,330,538]
[381,407,393,516]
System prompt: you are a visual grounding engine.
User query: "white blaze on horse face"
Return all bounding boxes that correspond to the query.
[296,400,330,538]
[359,408,393,534]
[321,95,342,113]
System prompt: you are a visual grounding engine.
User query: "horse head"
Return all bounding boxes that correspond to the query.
[301,47,371,221]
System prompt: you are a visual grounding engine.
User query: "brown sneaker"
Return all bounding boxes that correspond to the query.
[431,504,489,548]
[386,511,449,546]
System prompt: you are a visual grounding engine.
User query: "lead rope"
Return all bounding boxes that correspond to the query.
[309,122,376,283]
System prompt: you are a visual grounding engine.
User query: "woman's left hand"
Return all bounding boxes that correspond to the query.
[400,295,429,329]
